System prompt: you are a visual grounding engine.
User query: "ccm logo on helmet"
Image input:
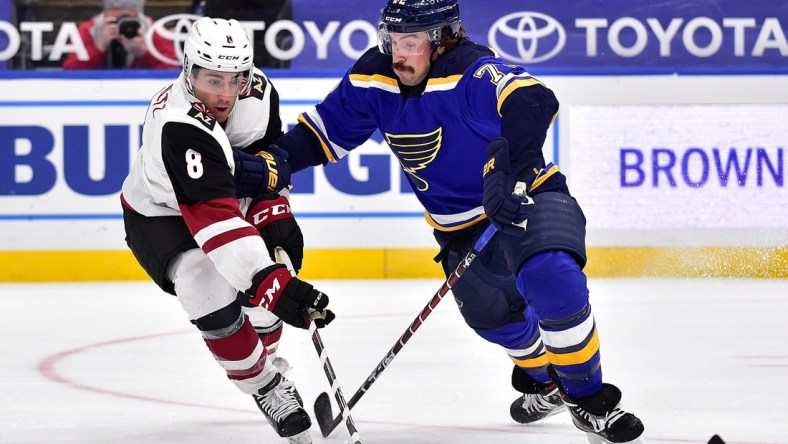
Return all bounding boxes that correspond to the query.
[218,55,240,60]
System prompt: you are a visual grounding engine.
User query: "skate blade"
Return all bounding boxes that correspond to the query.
[545,403,567,418]
[585,432,647,444]
[287,430,312,444]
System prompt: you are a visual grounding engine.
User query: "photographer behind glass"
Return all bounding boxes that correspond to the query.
[63,0,179,69]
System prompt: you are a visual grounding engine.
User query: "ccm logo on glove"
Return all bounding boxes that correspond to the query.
[246,193,304,272]
[247,265,291,310]
[249,198,291,225]
[246,264,334,329]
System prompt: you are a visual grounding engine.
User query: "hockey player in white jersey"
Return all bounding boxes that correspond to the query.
[120,17,331,443]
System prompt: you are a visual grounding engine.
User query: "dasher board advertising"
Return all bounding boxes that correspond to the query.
[1,0,785,72]
[289,0,787,72]
[569,104,787,230]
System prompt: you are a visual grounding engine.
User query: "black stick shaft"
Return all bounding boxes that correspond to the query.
[320,224,497,437]
[307,315,363,443]
[276,247,363,443]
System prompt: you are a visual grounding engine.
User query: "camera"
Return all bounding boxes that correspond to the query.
[117,15,142,38]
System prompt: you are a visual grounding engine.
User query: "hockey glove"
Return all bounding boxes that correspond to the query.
[246,193,304,272]
[482,138,535,235]
[233,145,292,198]
[245,264,335,329]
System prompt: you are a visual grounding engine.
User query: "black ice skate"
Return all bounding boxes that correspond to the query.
[561,383,645,444]
[253,372,312,443]
[510,366,565,423]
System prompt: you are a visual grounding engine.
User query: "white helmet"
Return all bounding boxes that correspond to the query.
[183,17,254,94]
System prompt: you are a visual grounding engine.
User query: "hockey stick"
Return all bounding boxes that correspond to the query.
[313,223,498,437]
[275,248,363,444]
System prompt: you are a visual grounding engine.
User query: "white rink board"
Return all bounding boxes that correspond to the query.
[569,104,788,229]
[0,74,786,251]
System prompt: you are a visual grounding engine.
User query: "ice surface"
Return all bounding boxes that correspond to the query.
[1,278,786,444]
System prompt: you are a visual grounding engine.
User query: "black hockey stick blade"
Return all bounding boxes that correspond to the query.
[708,435,726,444]
[314,391,335,437]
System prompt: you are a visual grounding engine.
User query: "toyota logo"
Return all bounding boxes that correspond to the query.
[145,13,201,66]
[488,12,566,64]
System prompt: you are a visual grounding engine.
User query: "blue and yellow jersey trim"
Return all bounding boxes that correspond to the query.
[349,73,400,93]
[531,163,560,191]
[425,74,463,92]
[425,210,487,232]
[348,73,464,94]
[495,73,545,116]
[297,113,338,163]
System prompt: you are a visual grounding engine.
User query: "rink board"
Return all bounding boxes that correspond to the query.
[0,247,787,281]
[0,72,786,280]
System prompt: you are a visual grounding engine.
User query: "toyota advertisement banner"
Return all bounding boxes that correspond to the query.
[0,0,785,72]
[290,0,787,71]
[0,0,9,69]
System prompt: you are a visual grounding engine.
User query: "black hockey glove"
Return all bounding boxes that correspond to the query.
[246,193,304,272]
[233,145,292,198]
[482,138,535,235]
[244,264,335,329]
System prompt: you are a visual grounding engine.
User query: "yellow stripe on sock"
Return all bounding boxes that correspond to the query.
[511,354,550,369]
[545,329,600,366]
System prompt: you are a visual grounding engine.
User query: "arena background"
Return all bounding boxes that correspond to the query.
[0,0,786,281]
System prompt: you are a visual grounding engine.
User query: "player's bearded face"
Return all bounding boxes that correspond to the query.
[190,69,247,123]
[389,32,432,86]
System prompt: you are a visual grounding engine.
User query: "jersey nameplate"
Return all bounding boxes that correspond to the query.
[187,102,216,130]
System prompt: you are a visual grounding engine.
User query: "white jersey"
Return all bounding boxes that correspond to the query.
[121,68,282,292]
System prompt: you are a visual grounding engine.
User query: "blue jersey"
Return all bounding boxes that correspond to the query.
[283,40,562,232]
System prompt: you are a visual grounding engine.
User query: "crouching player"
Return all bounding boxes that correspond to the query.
[120,17,330,443]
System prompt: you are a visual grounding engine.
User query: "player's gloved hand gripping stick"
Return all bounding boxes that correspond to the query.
[314,144,533,437]
[275,247,363,444]
[482,137,535,234]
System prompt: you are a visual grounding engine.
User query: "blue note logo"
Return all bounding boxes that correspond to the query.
[386,128,443,192]
[488,12,566,64]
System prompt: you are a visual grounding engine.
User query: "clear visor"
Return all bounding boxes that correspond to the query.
[378,25,432,56]
[190,69,251,97]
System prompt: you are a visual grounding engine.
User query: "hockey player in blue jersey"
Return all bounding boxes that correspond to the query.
[263,1,645,442]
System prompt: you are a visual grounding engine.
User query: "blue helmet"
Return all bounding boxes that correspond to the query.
[378,0,462,54]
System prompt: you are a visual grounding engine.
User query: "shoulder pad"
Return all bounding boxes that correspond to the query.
[187,102,217,130]
[240,72,268,101]
[433,40,497,77]
[350,47,393,76]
